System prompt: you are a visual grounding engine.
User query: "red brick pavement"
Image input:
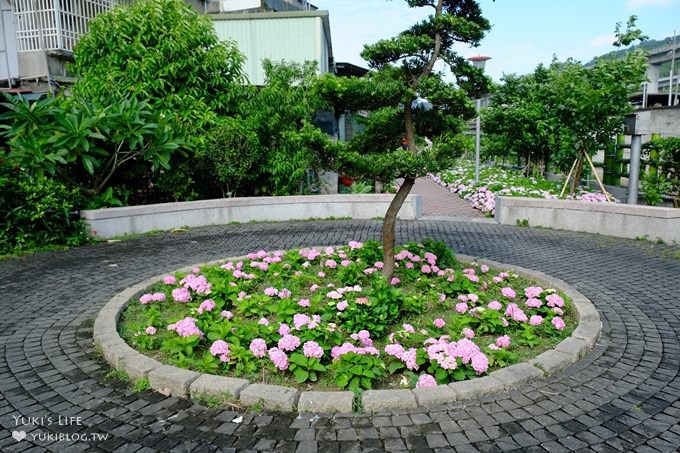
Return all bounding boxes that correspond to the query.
[409,177,487,218]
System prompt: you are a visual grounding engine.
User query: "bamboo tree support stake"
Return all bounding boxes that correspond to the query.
[560,158,578,198]
[583,151,611,202]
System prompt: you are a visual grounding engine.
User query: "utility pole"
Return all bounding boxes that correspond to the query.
[669,30,676,106]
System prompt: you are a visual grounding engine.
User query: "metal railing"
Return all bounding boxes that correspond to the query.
[13,0,117,52]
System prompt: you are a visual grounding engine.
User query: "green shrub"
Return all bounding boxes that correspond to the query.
[0,162,87,254]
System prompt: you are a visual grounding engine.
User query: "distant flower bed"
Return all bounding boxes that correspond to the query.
[120,240,574,393]
[431,162,615,216]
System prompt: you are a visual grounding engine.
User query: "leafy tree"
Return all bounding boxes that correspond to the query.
[71,0,245,152]
[0,94,181,197]
[206,60,338,196]
[318,0,491,277]
[548,16,647,193]
[481,65,555,174]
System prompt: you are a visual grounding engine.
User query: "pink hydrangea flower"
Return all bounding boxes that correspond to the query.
[390,277,400,285]
[278,334,301,351]
[385,343,405,358]
[278,288,292,299]
[471,352,489,374]
[293,314,311,330]
[546,294,565,308]
[524,286,544,298]
[468,293,479,303]
[209,340,230,362]
[348,241,363,249]
[268,347,289,370]
[249,338,267,358]
[433,318,446,328]
[264,287,278,297]
[303,341,324,359]
[496,335,511,348]
[350,330,373,347]
[501,287,516,299]
[374,261,384,269]
[529,315,544,326]
[278,323,291,335]
[258,318,269,326]
[405,262,414,269]
[480,265,489,273]
[327,290,342,300]
[171,287,191,303]
[553,307,564,315]
[402,348,418,370]
[163,275,177,285]
[318,271,326,278]
[297,298,310,308]
[181,274,211,294]
[488,300,502,310]
[421,264,432,274]
[336,300,349,311]
[526,298,542,308]
[462,328,475,339]
[221,310,233,320]
[455,302,469,314]
[402,323,415,333]
[341,260,351,267]
[145,326,156,335]
[552,316,566,330]
[167,317,202,337]
[416,374,437,388]
[324,259,337,269]
[197,299,216,314]
[139,294,154,304]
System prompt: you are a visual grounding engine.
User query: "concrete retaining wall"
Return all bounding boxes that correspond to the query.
[80,194,422,239]
[495,196,680,244]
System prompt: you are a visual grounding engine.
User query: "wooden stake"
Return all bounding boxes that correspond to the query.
[560,158,578,198]
[583,151,611,202]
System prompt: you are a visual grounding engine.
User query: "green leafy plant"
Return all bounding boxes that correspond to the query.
[288,353,327,383]
[330,352,386,392]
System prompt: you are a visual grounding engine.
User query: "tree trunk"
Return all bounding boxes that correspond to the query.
[570,150,585,196]
[382,177,415,278]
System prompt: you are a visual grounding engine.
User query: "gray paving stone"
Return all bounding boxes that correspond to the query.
[412,385,458,407]
[147,365,200,398]
[297,391,354,413]
[449,375,505,400]
[189,374,249,402]
[362,389,417,412]
[239,383,299,411]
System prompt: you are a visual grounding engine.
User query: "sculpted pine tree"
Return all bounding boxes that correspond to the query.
[319,0,491,277]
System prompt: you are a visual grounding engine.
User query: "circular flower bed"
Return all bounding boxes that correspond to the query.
[120,240,574,393]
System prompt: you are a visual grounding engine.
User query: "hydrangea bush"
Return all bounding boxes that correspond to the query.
[430,161,616,216]
[120,240,574,392]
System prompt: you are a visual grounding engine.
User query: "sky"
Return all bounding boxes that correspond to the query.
[311,0,680,81]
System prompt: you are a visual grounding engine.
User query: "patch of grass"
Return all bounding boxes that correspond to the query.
[194,391,235,408]
[131,377,150,393]
[0,243,79,261]
[248,401,264,412]
[104,368,130,384]
[516,219,530,227]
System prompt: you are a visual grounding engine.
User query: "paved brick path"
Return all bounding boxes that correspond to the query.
[1,220,680,452]
[410,177,487,220]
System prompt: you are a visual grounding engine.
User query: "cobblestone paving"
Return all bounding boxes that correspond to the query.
[1,220,680,452]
